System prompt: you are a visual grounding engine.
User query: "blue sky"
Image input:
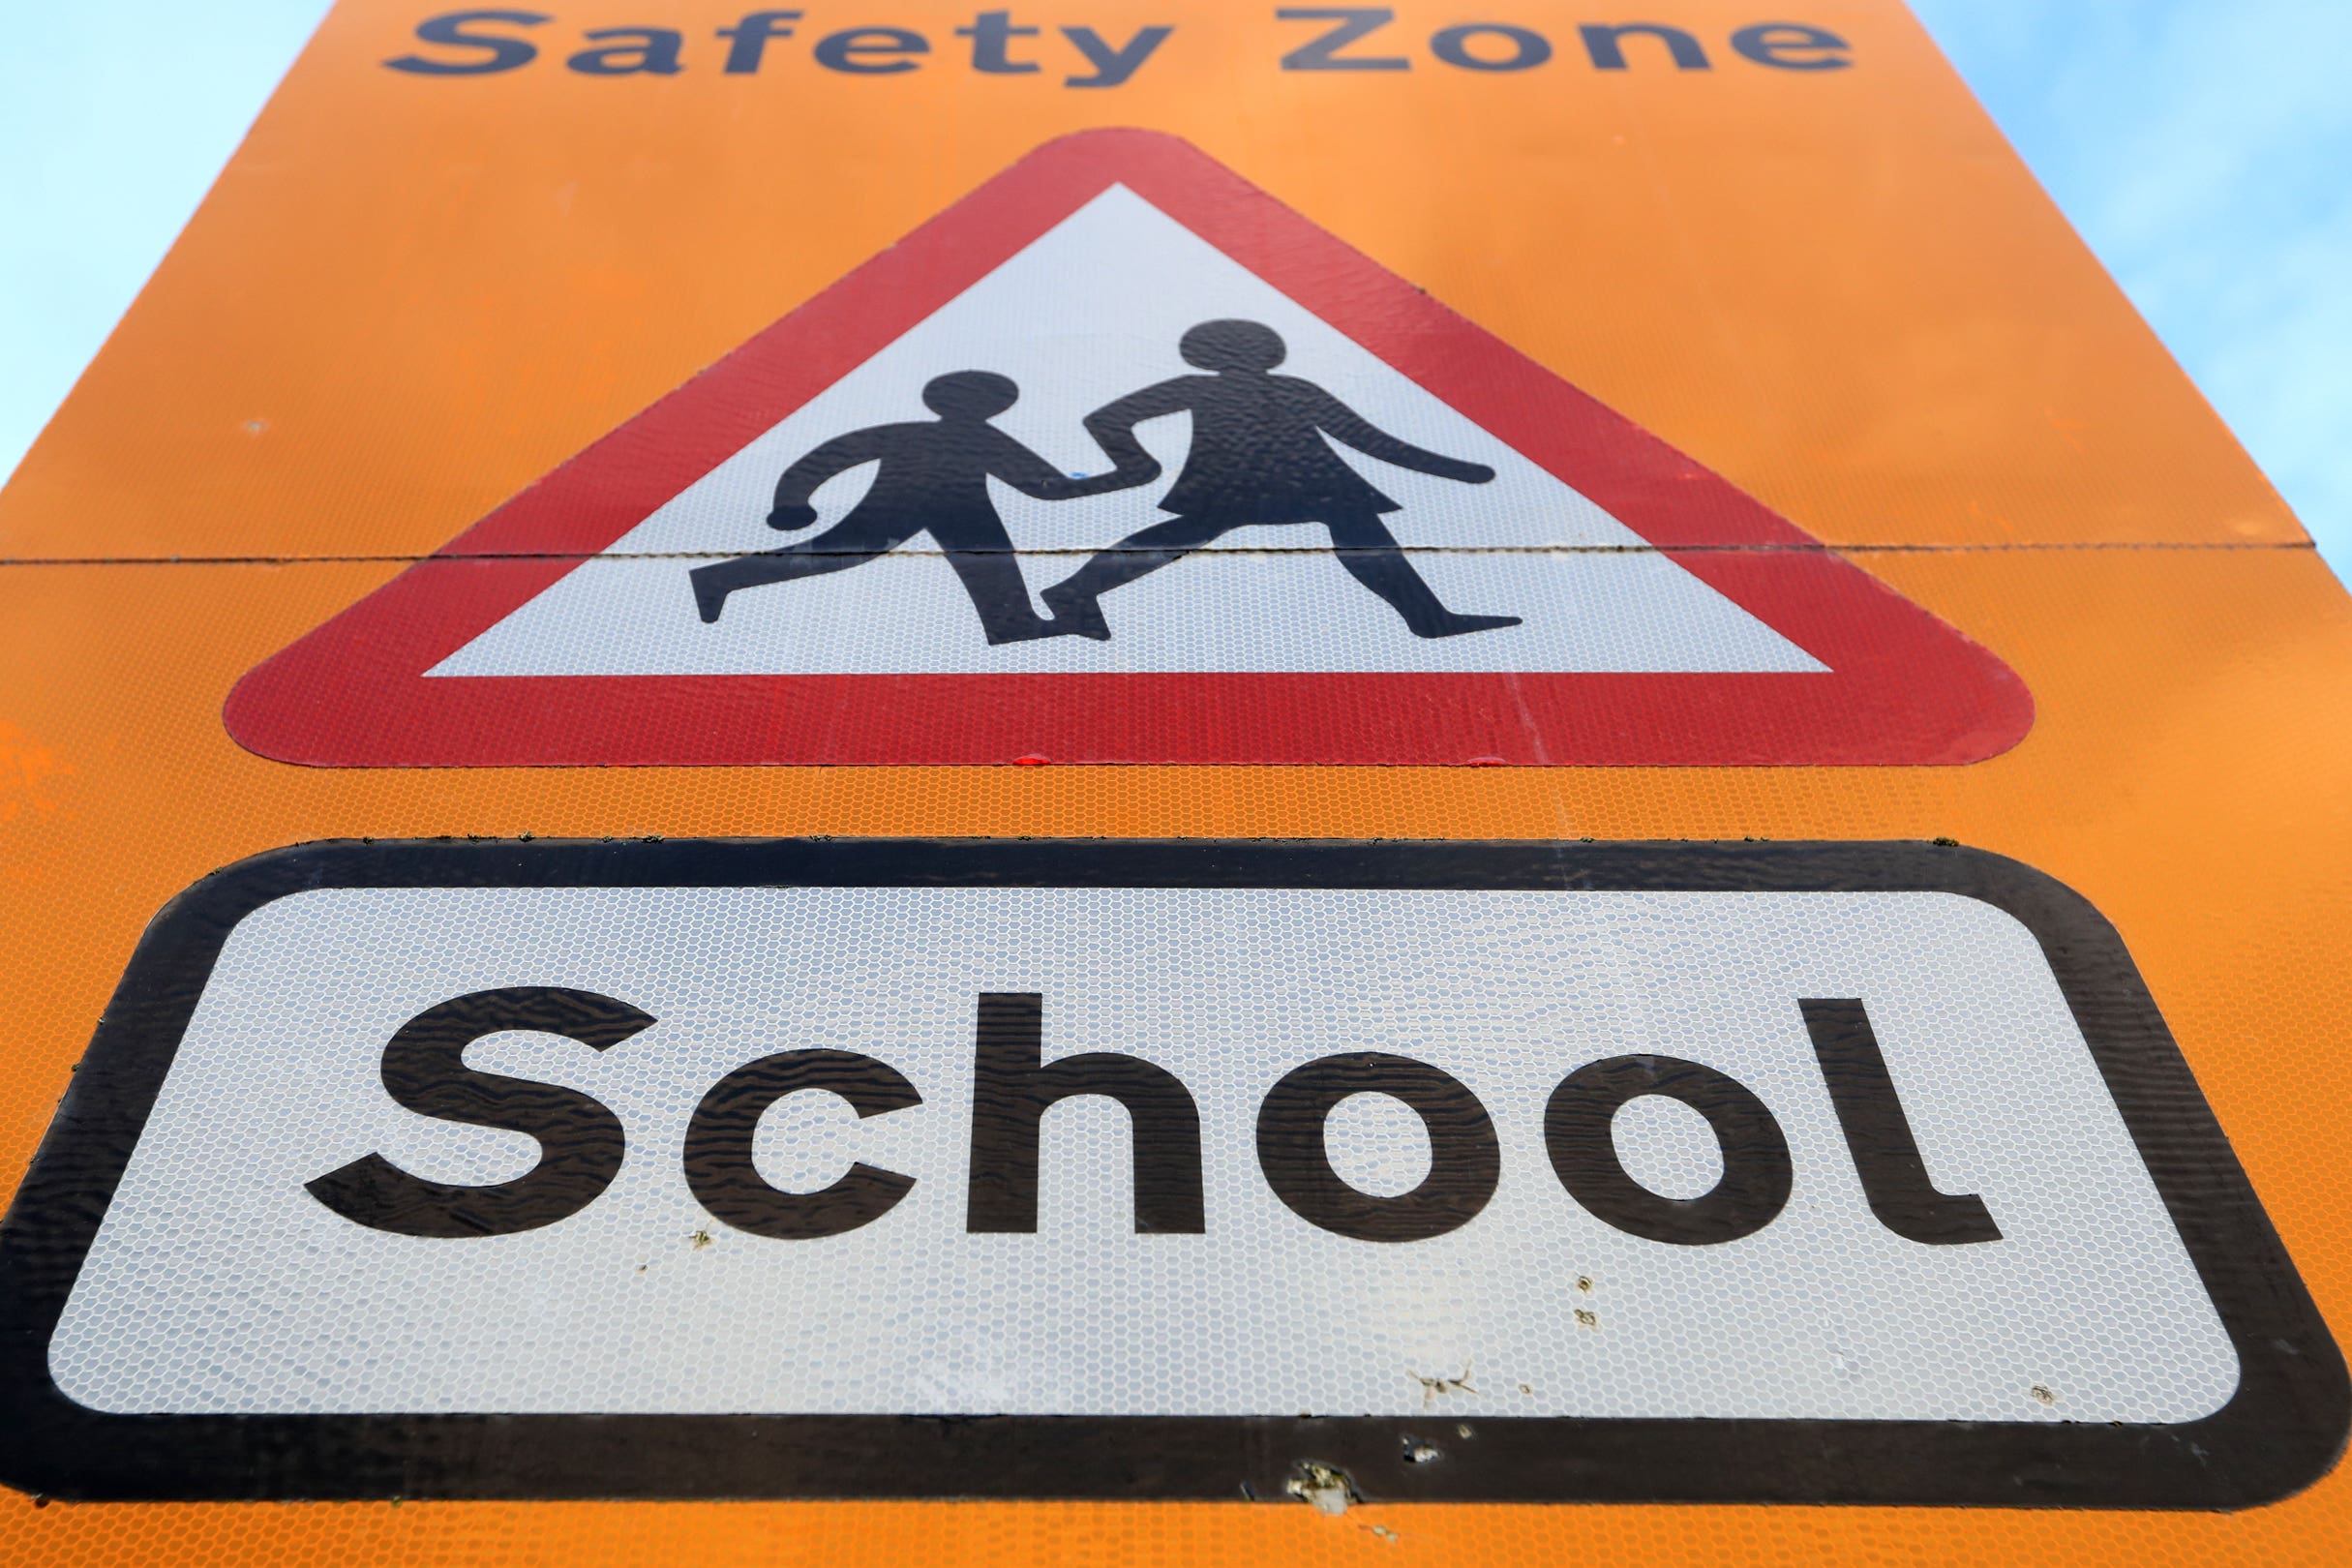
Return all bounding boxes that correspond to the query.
[1912,0,2352,566]
[0,4,332,494]
[2,3,2345,570]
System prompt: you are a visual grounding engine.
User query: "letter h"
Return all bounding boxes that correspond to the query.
[965,992,1205,1232]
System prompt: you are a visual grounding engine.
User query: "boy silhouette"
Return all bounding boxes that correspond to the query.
[690,370,1083,643]
[1040,318,1521,641]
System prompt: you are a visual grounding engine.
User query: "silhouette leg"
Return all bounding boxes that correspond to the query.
[1324,512,1522,639]
[937,545,1059,644]
[689,527,903,624]
[923,509,1062,645]
[1041,516,1234,640]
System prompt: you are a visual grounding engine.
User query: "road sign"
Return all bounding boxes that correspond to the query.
[225,131,2029,768]
[4,1,2351,1564]
[6,838,2336,1507]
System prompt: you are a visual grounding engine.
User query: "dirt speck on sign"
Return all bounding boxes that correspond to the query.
[1286,1462,1354,1516]
[1408,1364,1476,1405]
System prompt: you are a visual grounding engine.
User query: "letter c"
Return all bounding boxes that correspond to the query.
[684,1049,922,1239]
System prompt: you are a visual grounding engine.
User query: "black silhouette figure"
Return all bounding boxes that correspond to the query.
[1041,319,1521,641]
[689,371,1080,643]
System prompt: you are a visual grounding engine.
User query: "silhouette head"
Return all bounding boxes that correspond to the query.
[922,370,1020,421]
[1180,319,1286,374]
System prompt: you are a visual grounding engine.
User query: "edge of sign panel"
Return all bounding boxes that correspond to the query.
[221,130,2034,768]
[0,838,2339,1507]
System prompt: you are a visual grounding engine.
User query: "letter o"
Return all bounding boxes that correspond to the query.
[1431,23,1553,73]
[1256,1053,1500,1242]
[1545,1055,1792,1244]
[684,1049,921,1239]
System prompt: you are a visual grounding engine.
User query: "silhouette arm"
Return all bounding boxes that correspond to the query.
[769,430,885,529]
[985,432,1088,500]
[1070,380,1195,495]
[1309,391,1495,484]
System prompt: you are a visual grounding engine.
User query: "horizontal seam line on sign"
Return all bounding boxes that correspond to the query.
[0,540,2319,567]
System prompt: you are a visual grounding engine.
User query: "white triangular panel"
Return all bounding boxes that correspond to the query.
[436,186,1824,677]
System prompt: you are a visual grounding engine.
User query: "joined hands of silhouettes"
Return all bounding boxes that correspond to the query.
[688,319,1523,643]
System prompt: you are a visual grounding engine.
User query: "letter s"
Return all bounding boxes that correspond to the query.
[384,10,552,75]
[306,986,652,1237]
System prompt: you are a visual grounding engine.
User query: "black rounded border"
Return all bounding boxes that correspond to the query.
[0,837,2341,1507]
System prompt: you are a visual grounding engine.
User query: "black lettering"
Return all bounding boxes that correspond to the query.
[305,987,651,1238]
[567,26,685,75]
[718,10,803,73]
[1577,21,1708,71]
[1430,22,1551,72]
[1256,1053,1498,1242]
[965,992,1204,1233]
[383,9,549,75]
[1061,24,1173,88]
[1800,999,2000,1244]
[959,9,1040,74]
[1277,7,1407,72]
[1545,1055,1790,1245]
[1731,21,1850,71]
[683,1049,921,1240]
[814,26,931,74]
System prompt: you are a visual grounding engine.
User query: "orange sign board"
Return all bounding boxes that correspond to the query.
[3,2,2349,1564]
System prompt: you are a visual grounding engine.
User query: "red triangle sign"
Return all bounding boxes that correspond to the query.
[227,129,2030,768]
